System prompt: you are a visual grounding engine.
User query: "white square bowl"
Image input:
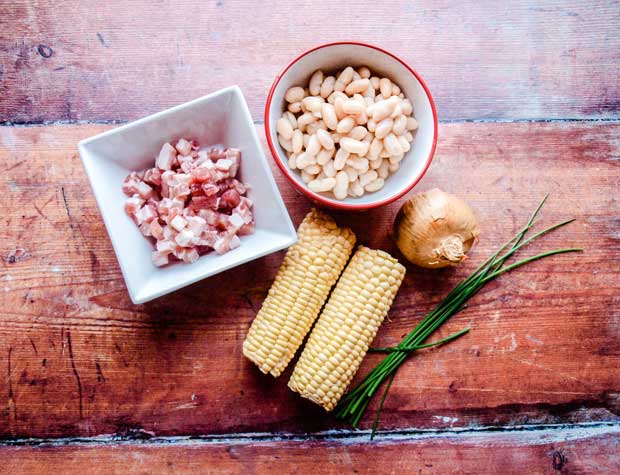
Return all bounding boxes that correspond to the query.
[78,86,296,304]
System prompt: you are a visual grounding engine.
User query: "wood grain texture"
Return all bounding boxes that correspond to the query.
[2,427,620,474]
[0,122,619,439]
[1,0,620,123]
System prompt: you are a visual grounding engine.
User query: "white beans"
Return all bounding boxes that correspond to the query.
[322,103,338,130]
[340,137,369,155]
[316,129,335,150]
[277,65,417,199]
[285,87,305,103]
[320,76,336,98]
[276,117,294,140]
[308,177,336,193]
[334,171,349,200]
[309,70,324,96]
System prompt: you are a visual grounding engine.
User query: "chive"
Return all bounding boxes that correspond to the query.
[334,196,582,437]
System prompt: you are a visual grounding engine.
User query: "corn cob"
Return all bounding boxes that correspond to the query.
[288,246,406,411]
[243,208,356,377]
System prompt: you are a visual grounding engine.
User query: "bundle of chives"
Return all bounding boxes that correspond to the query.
[334,196,582,438]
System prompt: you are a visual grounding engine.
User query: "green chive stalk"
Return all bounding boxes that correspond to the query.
[334,196,582,438]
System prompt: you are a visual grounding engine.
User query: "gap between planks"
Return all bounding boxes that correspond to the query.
[1,118,620,128]
[2,422,619,448]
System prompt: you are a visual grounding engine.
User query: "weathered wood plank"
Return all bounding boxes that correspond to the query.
[2,427,620,474]
[0,122,618,438]
[1,1,619,123]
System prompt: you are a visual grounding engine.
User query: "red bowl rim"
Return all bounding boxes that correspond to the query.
[264,41,438,211]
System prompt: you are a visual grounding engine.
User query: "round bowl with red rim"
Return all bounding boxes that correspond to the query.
[264,42,438,211]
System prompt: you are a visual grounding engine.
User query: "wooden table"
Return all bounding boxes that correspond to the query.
[1,1,619,473]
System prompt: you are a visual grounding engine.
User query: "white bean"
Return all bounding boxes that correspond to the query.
[348,156,369,173]
[297,112,317,131]
[288,154,297,169]
[384,133,403,157]
[367,118,376,133]
[349,126,368,141]
[305,164,321,175]
[340,137,369,155]
[283,111,297,129]
[389,153,404,164]
[355,111,368,125]
[405,132,414,142]
[345,78,370,95]
[292,129,303,153]
[322,103,338,130]
[359,170,378,187]
[316,129,335,150]
[378,159,390,179]
[406,117,419,131]
[358,66,371,79]
[316,147,335,165]
[369,157,382,170]
[334,147,349,170]
[388,161,400,173]
[364,177,385,192]
[379,78,392,98]
[344,165,358,182]
[285,86,305,103]
[309,70,324,96]
[308,177,336,193]
[392,84,401,96]
[390,104,402,119]
[306,120,325,135]
[363,84,375,99]
[302,96,323,113]
[342,99,365,115]
[392,115,407,135]
[375,117,394,139]
[372,101,391,122]
[348,179,364,197]
[303,133,310,148]
[296,152,316,169]
[380,147,391,158]
[278,134,293,152]
[331,132,343,143]
[401,99,413,116]
[320,76,336,98]
[323,159,336,177]
[334,171,349,200]
[288,101,302,113]
[301,170,315,184]
[306,134,321,156]
[328,90,347,105]
[398,135,411,153]
[352,70,361,81]
[336,116,355,134]
[317,171,327,180]
[369,137,383,159]
[337,66,354,86]
[334,96,346,120]
[276,117,294,140]
[370,76,380,90]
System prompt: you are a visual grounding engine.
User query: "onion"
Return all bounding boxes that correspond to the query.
[394,189,480,268]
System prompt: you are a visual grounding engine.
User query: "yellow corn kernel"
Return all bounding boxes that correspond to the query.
[288,246,405,411]
[242,209,356,377]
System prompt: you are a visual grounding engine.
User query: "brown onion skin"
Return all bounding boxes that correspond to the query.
[394,189,480,269]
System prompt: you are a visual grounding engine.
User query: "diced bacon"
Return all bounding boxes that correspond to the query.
[135,205,158,225]
[190,195,219,210]
[156,142,177,171]
[220,189,241,209]
[228,212,245,229]
[150,220,164,240]
[170,215,187,232]
[125,196,145,216]
[187,216,206,235]
[143,168,162,186]
[152,250,170,267]
[202,183,219,196]
[176,247,200,263]
[123,141,250,266]
[175,138,192,156]
[175,228,195,247]
[238,220,255,236]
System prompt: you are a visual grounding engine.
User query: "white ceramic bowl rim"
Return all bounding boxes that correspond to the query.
[264,41,438,211]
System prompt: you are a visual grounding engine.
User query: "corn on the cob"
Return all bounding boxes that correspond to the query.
[288,246,406,411]
[242,208,356,377]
